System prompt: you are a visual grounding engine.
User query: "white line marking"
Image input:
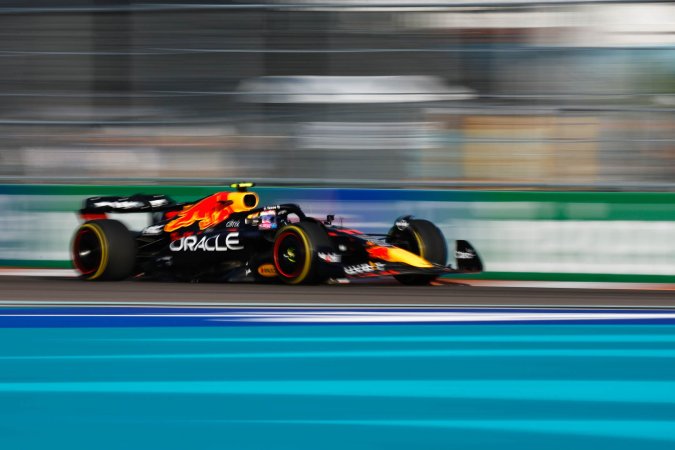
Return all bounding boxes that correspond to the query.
[237,312,675,323]
[0,300,674,310]
[2,311,675,323]
[0,269,77,277]
[2,268,675,291]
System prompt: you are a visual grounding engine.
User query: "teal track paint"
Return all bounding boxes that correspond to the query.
[1,308,675,449]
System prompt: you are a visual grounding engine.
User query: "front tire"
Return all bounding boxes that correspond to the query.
[388,219,447,285]
[72,219,136,281]
[273,222,332,285]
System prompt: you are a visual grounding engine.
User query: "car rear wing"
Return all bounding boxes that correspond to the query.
[79,194,183,220]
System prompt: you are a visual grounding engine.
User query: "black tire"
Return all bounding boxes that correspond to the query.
[388,219,447,285]
[71,219,136,281]
[273,222,333,285]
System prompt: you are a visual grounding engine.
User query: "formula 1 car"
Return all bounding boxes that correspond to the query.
[71,183,483,284]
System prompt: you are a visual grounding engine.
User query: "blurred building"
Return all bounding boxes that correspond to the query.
[0,0,673,187]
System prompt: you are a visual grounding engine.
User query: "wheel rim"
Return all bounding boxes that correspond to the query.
[274,231,307,278]
[73,228,102,275]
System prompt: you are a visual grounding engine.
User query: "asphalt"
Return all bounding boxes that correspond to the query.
[1,276,675,308]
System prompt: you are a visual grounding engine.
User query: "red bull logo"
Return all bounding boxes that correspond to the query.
[164,193,234,233]
[164,191,260,233]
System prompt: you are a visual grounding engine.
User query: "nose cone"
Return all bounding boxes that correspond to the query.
[367,245,433,268]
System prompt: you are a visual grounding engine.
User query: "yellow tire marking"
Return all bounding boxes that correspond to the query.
[281,225,313,284]
[79,223,108,280]
[412,228,426,259]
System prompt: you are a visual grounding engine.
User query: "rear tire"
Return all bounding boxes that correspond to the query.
[388,219,447,285]
[72,219,136,281]
[273,222,333,285]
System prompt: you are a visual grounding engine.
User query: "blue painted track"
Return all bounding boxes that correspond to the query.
[2,306,675,450]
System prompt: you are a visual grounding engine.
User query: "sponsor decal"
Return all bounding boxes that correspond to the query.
[344,261,386,276]
[156,256,173,267]
[395,219,409,231]
[257,264,278,278]
[149,198,169,207]
[169,233,244,252]
[225,220,240,228]
[164,193,233,232]
[142,224,165,236]
[93,200,144,209]
[456,249,475,259]
[318,252,341,263]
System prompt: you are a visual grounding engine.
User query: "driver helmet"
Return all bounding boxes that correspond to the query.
[259,210,277,230]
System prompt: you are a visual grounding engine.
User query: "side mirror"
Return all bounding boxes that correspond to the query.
[325,214,335,225]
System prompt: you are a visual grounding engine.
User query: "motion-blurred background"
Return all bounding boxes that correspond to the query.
[1,0,674,188]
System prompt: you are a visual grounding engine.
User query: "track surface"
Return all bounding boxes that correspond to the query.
[3,276,675,450]
[2,276,675,307]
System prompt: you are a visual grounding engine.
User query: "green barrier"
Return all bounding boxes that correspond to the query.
[2,185,675,282]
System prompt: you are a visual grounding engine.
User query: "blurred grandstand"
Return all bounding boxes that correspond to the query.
[0,0,673,188]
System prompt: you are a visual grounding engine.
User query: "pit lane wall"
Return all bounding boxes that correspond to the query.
[1,185,675,282]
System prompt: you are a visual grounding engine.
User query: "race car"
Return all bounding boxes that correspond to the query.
[71,183,483,284]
